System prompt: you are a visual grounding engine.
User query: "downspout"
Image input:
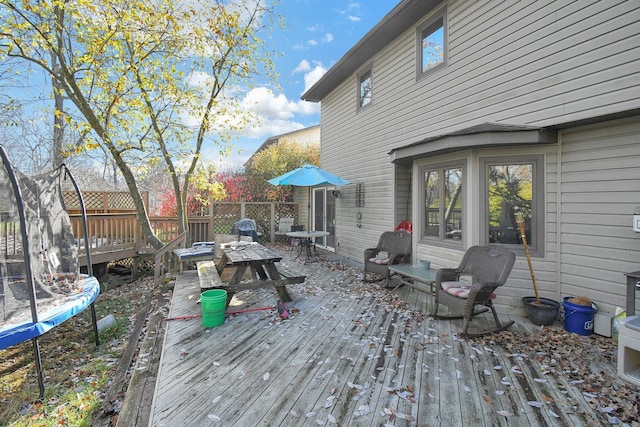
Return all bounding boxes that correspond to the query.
[555,132,563,301]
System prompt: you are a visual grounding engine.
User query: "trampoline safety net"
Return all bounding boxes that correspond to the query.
[0,153,87,344]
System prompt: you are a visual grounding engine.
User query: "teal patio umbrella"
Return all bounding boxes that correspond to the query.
[268,164,350,229]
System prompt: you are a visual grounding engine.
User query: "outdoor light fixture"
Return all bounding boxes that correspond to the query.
[331,190,341,198]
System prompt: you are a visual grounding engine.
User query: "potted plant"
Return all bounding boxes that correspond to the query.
[514,208,560,326]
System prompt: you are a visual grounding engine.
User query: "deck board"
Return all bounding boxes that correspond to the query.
[148,249,615,426]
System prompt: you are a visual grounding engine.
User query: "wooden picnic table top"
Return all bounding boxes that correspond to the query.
[216,242,296,303]
[219,242,282,267]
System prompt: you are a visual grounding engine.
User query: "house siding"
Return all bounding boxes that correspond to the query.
[559,117,640,317]
[321,0,640,260]
[316,0,640,323]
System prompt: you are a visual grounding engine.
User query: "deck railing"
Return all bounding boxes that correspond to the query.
[67,202,299,268]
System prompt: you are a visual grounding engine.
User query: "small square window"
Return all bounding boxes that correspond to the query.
[358,69,372,108]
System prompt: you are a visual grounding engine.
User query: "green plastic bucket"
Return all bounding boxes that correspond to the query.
[201,289,227,328]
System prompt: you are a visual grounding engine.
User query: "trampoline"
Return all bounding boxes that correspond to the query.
[0,145,100,399]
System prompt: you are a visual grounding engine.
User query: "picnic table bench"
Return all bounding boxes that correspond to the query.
[173,242,216,272]
[196,242,306,307]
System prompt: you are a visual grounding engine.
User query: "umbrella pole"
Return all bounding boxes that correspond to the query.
[308,187,312,231]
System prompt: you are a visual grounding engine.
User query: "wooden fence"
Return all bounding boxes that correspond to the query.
[68,202,299,269]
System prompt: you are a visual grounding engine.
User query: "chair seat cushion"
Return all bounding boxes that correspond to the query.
[441,281,471,298]
[368,257,389,265]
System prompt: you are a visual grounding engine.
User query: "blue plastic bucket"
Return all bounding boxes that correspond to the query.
[562,297,597,336]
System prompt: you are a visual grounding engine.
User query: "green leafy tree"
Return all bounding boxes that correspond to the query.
[246,137,319,201]
[0,0,281,248]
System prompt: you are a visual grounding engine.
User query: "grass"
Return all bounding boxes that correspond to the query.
[0,273,163,426]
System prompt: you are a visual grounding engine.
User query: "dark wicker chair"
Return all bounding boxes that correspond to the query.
[363,230,412,287]
[431,245,516,337]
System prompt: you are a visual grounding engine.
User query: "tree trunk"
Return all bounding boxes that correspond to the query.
[110,150,163,250]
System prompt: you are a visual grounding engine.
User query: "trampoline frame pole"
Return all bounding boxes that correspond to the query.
[62,165,100,347]
[0,145,46,400]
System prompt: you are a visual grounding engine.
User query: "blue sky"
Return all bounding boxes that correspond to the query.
[3,1,398,171]
[214,0,398,168]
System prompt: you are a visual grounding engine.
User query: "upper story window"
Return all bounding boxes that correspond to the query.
[416,8,447,79]
[422,163,464,244]
[358,68,372,108]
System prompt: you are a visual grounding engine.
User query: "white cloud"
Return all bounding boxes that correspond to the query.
[348,15,360,22]
[292,59,311,75]
[186,71,212,87]
[186,64,324,168]
[306,33,333,48]
[235,85,320,138]
[242,87,297,120]
[303,64,327,93]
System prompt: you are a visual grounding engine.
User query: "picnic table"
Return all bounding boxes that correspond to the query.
[197,242,305,307]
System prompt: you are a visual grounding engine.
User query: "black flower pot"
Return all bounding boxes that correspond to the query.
[522,297,560,326]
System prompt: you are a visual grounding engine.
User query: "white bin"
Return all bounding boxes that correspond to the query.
[618,316,640,386]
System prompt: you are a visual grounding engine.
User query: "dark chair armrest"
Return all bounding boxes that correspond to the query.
[436,268,459,282]
[387,252,409,265]
[465,281,500,302]
[472,281,500,295]
[364,248,378,259]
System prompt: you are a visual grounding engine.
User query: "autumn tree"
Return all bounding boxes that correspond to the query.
[0,0,280,248]
[245,137,319,201]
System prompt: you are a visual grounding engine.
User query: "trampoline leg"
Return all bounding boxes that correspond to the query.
[32,337,45,401]
[90,302,100,346]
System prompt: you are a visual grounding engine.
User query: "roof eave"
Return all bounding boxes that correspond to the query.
[301,0,442,103]
[389,123,558,165]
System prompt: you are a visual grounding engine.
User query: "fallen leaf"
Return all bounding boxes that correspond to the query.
[541,394,554,402]
[482,395,493,404]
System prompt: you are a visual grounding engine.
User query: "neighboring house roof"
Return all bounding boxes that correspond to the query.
[243,125,320,168]
[389,123,558,165]
[302,0,442,103]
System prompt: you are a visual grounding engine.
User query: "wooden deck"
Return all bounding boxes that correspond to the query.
[147,248,622,427]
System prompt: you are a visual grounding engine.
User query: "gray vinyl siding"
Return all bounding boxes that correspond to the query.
[559,117,640,316]
[321,0,640,268]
